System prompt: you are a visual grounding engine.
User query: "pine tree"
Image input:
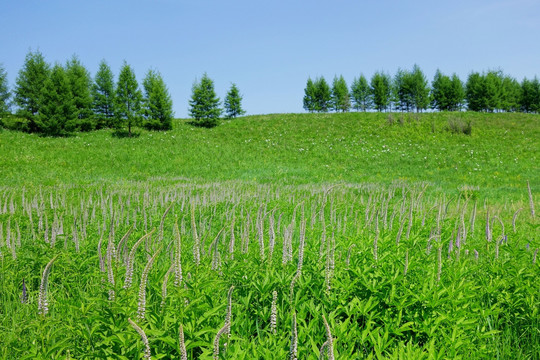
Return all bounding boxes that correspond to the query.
[0,64,10,115]
[465,72,485,112]
[92,60,116,128]
[410,64,430,112]
[189,73,222,127]
[303,77,316,112]
[448,74,465,111]
[331,75,350,112]
[65,55,94,130]
[114,62,142,136]
[36,64,77,136]
[370,72,392,112]
[314,76,331,113]
[430,69,451,111]
[142,69,174,130]
[394,68,413,112]
[521,77,540,113]
[14,50,50,131]
[350,75,371,111]
[224,83,245,119]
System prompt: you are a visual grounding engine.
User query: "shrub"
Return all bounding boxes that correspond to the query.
[447,116,472,135]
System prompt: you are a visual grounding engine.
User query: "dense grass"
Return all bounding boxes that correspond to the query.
[1,112,538,198]
[0,112,539,359]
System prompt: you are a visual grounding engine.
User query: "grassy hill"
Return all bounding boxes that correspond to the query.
[1,112,538,198]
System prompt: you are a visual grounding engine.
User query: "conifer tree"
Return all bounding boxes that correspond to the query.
[14,50,50,130]
[142,69,174,130]
[370,72,392,112]
[350,75,371,111]
[0,64,10,115]
[114,62,142,136]
[92,60,116,128]
[189,73,222,127]
[303,77,316,112]
[410,64,430,112]
[521,77,540,113]
[314,76,331,112]
[224,83,245,119]
[37,64,77,136]
[465,72,485,112]
[331,75,350,112]
[65,55,93,130]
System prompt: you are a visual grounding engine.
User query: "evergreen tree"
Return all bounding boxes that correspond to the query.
[410,64,430,112]
[448,74,465,111]
[0,64,10,115]
[314,76,331,112]
[114,62,142,136]
[521,77,540,113]
[65,55,93,130]
[350,75,371,111]
[189,73,222,127]
[142,69,174,130]
[465,72,485,111]
[370,71,392,112]
[303,77,316,112]
[92,60,116,128]
[484,70,502,112]
[500,75,521,112]
[14,50,50,130]
[430,69,451,111]
[394,68,413,112]
[224,83,245,119]
[331,75,350,112]
[36,64,77,136]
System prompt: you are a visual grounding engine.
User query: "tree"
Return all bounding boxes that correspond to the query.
[92,60,116,128]
[14,50,50,130]
[142,69,174,130]
[394,68,413,112]
[370,71,392,112]
[500,75,521,112]
[224,83,245,119]
[65,55,93,130]
[189,73,222,127]
[36,64,77,136]
[0,64,10,115]
[410,64,430,112]
[448,74,465,111]
[114,62,143,136]
[431,71,465,111]
[350,75,371,111]
[465,72,486,112]
[314,76,331,112]
[521,77,540,113]
[331,75,350,112]
[303,77,316,112]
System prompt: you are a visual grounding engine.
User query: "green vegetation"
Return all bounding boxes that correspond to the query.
[0,112,538,359]
[224,83,245,119]
[188,73,222,128]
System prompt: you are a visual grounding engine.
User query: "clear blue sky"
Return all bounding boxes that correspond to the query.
[1,0,539,117]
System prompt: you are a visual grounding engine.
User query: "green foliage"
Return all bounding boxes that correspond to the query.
[303,77,316,112]
[189,73,222,127]
[224,83,246,119]
[313,77,332,113]
[0,64,11,115]
[370,72,392,112]
[36,64,77,136]
[114,62,143,136]
[65,55,94,130]
[14,50,50,130]
[447,116,472,135]
[394,65,429,112]
[350,75,372,111]
[92,60,116,129]
[520,77,540,113]
[142,69,174,130]
[331,75,350,112]
[431,70,465,111]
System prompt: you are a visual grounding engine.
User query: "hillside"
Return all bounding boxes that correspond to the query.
[1,112,538,198]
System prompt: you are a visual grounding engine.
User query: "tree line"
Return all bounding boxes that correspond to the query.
[303,65,540,114]
[0,50,174,136]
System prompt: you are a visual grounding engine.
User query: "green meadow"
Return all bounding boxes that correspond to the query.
[0,112,539,359]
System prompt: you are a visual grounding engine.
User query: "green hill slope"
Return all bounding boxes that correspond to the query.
[1,112,538,198]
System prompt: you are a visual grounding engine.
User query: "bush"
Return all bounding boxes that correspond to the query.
[78,119,95,132]
[143,119,163,131]
[447,117,472,135]
[0,115,31,132]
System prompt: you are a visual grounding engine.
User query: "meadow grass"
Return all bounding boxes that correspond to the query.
[0,112,539,359]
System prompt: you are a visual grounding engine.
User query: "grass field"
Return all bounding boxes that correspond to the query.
[0,112,539,359]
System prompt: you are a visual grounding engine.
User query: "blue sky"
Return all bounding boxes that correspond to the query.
[1,0,539,117]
